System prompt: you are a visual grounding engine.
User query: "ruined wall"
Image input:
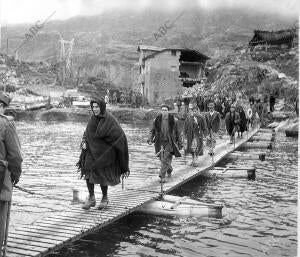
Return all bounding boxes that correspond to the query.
[179,63,202,78]
[145,51,181,104]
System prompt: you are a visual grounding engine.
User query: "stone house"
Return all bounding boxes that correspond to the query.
[137,45,209,105]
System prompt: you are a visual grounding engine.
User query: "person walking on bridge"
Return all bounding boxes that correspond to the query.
[205,102,221,155]
[77,98,129,210]
[147,104,182,183]
[237,105,247,138]
[183,105,208,166]
[0,92,23,254]
[225,104,240,144]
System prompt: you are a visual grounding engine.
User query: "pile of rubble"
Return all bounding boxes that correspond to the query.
[207,47,298,101]
[0,54,60,107]
[182,83,206,98]
[0,54,58,91]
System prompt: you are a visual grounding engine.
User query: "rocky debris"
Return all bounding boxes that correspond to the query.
[250,48,299,80]
[0,54,60,107]
[0,54,59,90]
[207,46,298,102]
[182,83,205,98]
[210,60,276,92]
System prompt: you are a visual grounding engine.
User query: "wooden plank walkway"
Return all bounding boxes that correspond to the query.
[6,127,262,257]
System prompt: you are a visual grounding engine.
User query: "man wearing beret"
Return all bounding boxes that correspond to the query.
[0,92,23,253]
[147,104,182,183]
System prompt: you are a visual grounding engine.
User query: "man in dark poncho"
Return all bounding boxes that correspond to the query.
[77,98,129,210]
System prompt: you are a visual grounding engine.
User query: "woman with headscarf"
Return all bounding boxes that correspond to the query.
[77,98,130,210]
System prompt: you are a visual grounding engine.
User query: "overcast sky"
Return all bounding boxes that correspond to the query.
[0,0,298,24]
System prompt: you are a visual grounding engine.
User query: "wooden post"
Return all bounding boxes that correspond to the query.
[247,120,249,140]
[259,153,266,161]
[210,130,214,165]
[160,176,163,197]
[76,67,81,88]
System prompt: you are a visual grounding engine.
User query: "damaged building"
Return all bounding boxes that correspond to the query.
[137,45,210,105]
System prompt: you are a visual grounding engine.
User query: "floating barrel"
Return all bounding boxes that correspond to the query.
[227,152,265,161]
[241,141,272,149]
[249,135,274,142]
[137,195,223,218]
[258,128,275,133]
[285,129,298,138]
[201,166,256,179]
[254,132,275,137]
[285,123,298,138]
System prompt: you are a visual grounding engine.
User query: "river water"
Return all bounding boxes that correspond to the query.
[12,121,297,257]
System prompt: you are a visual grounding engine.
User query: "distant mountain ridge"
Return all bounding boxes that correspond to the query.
[0,7,297,88]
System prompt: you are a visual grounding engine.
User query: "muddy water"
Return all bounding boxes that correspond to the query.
[12,121,297,257]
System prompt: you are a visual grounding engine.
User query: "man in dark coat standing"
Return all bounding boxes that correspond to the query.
[205,102,221,155]
[183,105,208,166]
[269,95,275,112]
[215,98,223,117]
[147,104,182,183]
[0,92,23,253]
[236,105,247,138]
[225,105,240,143]
[77,98,129,210]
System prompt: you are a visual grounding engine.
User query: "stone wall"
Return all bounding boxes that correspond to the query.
[145,51,181,104]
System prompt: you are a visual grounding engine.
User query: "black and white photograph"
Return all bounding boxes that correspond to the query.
[0,0,298,256]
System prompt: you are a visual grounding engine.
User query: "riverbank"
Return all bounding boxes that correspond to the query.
[11,105,297,128]
[11,105,164,123]
[37,106,163,123]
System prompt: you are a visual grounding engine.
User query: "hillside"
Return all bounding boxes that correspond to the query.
[0,7,298,90]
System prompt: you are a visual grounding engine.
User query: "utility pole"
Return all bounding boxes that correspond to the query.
[6,38,8,65]
[59,38,74,88]
[76,67,81,88]
[4,39,9,93]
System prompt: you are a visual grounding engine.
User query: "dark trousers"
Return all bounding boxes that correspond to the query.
[0,201,8,252]
[158,141,173,178]
[198,137,204,156]
[159,150,173,178]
